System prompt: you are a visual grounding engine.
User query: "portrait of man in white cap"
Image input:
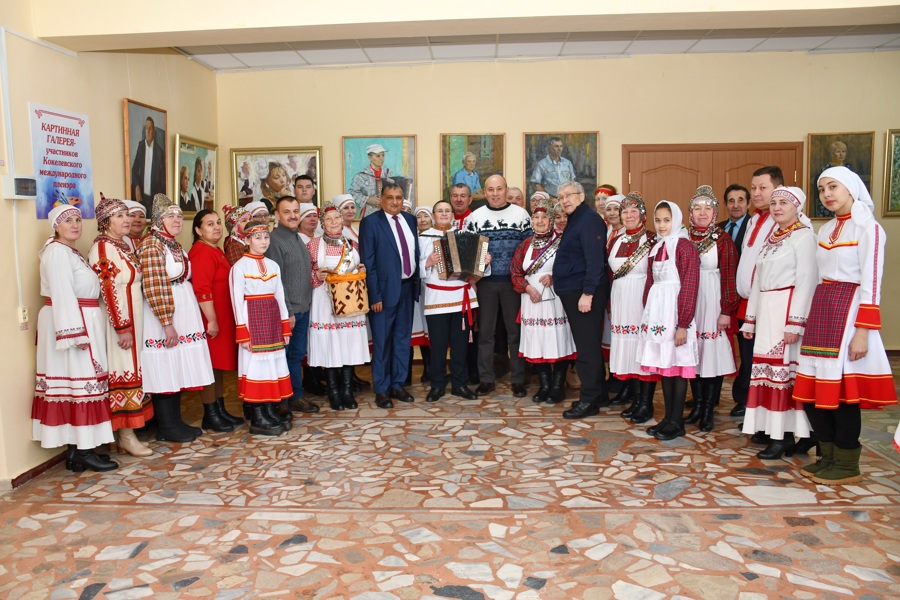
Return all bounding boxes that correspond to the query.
[348,143,394,218]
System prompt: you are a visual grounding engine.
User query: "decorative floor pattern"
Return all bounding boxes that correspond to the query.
[2,370,899,599]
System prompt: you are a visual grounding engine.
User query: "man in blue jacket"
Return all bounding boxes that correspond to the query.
[360,184,420,408]
[552,181,610,419]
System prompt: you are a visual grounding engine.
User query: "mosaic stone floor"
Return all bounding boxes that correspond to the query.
[2,368,899,600]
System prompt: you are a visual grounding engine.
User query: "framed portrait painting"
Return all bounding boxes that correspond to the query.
[231,147,322,209]
[343,135,417,219]
[123,98,167,215]
[882,129,900,217]
[174,135,217,215]
[524,132,598,201]
[440,133,505,202]
[806,131,874,219]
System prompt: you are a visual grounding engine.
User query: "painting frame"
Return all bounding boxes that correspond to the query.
[806,131,875,219]
[524,131,599,202]
[342,135,417,220]
[231,146,323,209]
[882,129,900,217]
[440,133,505,202]
[174,135,218,215]
[123,98,168,216]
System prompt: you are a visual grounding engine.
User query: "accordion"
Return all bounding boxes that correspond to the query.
[433,231,490,281]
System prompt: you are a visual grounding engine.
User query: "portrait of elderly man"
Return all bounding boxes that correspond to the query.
[530,137,577,200]
[349,143,394,218]
[452,152,485,201]
[130,116,166,213]
[552,181,610,420]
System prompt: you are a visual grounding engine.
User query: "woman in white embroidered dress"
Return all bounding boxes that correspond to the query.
[793,168,896,485]
[89,195,153,457]
[740,186,817,459]
[33,204,117,472]
[510,196,575,404]
[608,193,658,424]
[307,206,370,410]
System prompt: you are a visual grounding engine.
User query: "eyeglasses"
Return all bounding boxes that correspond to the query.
[558,192,582,201]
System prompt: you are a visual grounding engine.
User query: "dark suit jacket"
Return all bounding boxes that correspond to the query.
[718,216,748,256]
[131,140,166,208]
[359,210,420,308]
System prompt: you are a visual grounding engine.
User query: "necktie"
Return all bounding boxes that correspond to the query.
[392,215,411,276]
[727,222,735,237]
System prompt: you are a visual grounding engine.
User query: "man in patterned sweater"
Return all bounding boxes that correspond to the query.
[464,175,533,397]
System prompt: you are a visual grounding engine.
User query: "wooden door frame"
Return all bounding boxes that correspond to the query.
[622,142,804,191]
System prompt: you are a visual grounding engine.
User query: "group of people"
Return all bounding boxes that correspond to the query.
[32,163,895,486]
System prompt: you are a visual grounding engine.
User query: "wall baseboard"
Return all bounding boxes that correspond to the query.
[10,450,66,489]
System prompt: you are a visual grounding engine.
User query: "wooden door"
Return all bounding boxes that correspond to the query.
[623,142,804,221]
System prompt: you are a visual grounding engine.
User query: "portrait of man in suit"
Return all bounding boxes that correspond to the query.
[359,183,420,409]
[129,115,167,214]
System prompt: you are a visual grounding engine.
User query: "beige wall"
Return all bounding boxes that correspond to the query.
[216,50,900,341]
[0,27,217,484]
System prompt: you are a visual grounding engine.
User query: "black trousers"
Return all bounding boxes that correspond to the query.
[559,289,609,405]
[476,280,524,384]
[803,403,861,449]
[426,312,471,389]
[733,323,754,404]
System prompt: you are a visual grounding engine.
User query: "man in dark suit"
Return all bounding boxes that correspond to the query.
[718,184,750,256]
[131,116,166,215]
[360,184,420,408]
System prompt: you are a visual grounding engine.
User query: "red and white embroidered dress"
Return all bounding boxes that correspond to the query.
[32,240,114,449]
[89,235,153,430]
[230,253,293,403]
[740,222,817,438]
[794,203,897,409]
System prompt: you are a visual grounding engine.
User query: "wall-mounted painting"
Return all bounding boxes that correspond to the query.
[806,131,874,219]
[231,146,322,211]
[174,135,217,214]
[882,129,900,217]
[343,135,417,219]
[123,98,167,215]
[440,133,504,203]
[525,132,598,201]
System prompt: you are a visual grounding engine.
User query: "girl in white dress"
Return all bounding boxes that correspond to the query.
[637,201,701,440]
[230,222,293,436]
[740,187,817,459]
[794,168,896,485]
[32,204,117,472]
[511,197,576,403]
[608,193,658,423]
[685,185,738,433]
[139,194,214,444]
[307,206,370,410]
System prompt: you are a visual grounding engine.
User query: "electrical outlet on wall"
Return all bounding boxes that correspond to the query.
[17,306,28,324]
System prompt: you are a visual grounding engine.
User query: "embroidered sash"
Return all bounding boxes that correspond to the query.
[524,234,561,276]
[613,236,655,280]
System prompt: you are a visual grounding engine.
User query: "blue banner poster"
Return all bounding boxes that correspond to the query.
[29,102,94,218]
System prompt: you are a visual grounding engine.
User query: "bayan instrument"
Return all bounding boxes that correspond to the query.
[433,231,490,281]
[326,271,369,317]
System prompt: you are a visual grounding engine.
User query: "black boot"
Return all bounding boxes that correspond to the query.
[303,365,328,396]
[326,368,343,411]
[173,393,203,438]
[684,378,704,424]
[216,397,244,426]
[351,367,370,391]
[67,448,118,472]
[758,433,795,459]
[621,380,641,418]
[154,394,197,443]
[699,377,721,432]
[66,444,110,469]
[655,377,686,440]
[609,378,635,407]
[202,401,234,433]
[630,380,657,424]
[532,365,551,403]
[341,365,358,409]
[275,399,294,426]
[265,401,293,430]
[248,403,284,436]
[793,434,820,456]
[547,362,568,404]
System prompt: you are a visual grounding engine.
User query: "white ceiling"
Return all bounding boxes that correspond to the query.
[176,25,900,72]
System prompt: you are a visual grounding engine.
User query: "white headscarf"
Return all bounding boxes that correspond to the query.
[651,200,689,260]
[818,166,875,226]
[771,186,813,229]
